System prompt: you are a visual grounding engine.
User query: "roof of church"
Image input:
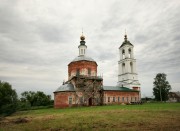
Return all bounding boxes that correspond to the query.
[120,34,133,48]
[54,83,75,92]
[54,84,138,93]
[71,55,96,63]
[103,86,138,92]
[55,83,138,92]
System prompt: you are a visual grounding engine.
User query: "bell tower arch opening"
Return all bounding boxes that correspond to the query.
[122,49,125,59]
[122,63,125,74]
[130,62,133,73]
[128,48,131,58]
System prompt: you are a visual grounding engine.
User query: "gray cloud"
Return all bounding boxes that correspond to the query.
[0,0,180,97]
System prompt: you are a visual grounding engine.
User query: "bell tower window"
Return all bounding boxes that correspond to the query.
[122,49,125,59]
[130,62,133,73]
[122,63,125,74]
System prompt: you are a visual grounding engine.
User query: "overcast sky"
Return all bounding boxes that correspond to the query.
[0,0,180,98]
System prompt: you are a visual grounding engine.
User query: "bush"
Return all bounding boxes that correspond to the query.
[16,101,31,111]
[0,104,17,116]
[0,81,18,116]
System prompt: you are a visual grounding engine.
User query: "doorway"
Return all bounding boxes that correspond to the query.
[88,97,92,106]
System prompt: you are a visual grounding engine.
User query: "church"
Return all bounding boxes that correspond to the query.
[54,33,141,108]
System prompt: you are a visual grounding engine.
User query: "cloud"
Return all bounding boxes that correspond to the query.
[0,0,180,98]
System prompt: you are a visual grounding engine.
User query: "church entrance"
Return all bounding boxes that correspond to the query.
[88,97,92,106]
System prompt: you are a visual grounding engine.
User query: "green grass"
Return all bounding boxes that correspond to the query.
[0,103,180,131]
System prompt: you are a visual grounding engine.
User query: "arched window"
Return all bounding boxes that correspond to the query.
[128,48,131,58]
[88,68,91,76]
[122,63,125,73]
[130,62,133,73]
[76,69,80,76]
[122,49,125,59]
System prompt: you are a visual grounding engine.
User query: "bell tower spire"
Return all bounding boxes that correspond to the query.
[124,29,127,41]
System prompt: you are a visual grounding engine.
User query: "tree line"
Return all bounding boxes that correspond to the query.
[0,73,172,116]
[0,81,53,116]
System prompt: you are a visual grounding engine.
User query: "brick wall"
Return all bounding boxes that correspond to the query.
[54,90,140,108]
[103,91,140,104]
[68,61,97,79]
[54,92,76,108]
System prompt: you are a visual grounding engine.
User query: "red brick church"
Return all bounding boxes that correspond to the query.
[54,33,141,108]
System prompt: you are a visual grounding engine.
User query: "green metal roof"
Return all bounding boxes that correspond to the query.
[120,40,133,48]
[79,40,86,45]
[103,86,138,92]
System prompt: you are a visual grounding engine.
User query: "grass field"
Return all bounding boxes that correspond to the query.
[0,103,180,131]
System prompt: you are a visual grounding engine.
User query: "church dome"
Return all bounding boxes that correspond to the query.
[67,33,98,79]
[71,55,96,63]
[54,83,75,92]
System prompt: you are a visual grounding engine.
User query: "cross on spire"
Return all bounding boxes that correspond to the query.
[124,29,127,41]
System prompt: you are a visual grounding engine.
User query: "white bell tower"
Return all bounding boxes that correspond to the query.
[118,34,140,90]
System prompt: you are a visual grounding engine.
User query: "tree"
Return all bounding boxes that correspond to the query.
[21,91,52,107]
[153,73,171,101]
[0,81,18,116]
[21,91,36,106]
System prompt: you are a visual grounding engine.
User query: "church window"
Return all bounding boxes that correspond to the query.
[76,69,80,76]
[108,97,110,102]
[81,49,83,54]
[127,97,129,102]
[84,49,85,54]
[88,68,91,75]
[69,96,72,105]
[122,97,124,102]
[118,97,120,102]
[113,97,115,102]
[104,97,106,102]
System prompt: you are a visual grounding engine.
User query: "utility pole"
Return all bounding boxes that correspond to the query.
[159,85,162,102]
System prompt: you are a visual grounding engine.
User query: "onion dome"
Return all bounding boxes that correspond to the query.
[80,34,86,45]
[80,35,85,41]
